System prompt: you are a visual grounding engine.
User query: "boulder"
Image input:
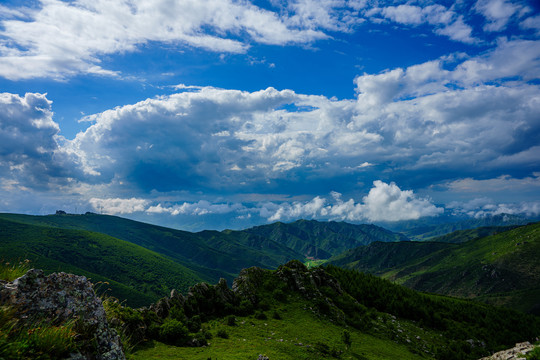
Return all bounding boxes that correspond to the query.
[0,269,125,360]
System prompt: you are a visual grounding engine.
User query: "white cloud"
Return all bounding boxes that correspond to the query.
[89,197,148,214]
[521,14,540,34]
[266,181,443,222]
[0,92,85,189]
[147,201,244,216]
[445,173,540,193]
[36,38,536,195]
[0,0,330,80]
[284,0,365,32]
[367,4,476,44]
[447,197,540,218]
[474,0,527,32]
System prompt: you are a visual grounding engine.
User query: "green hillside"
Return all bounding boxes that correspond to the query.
[107,261,540,360]
[329,241,455,275]
[243,219,408,259]
[0,212,303,283]
[0,218,205,307]
[385,214,531,241]
[0,213,408,283]
[428,225,521,243]
[328,222,540,313]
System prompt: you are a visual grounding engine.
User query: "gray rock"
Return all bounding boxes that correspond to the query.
[0,269,125,360]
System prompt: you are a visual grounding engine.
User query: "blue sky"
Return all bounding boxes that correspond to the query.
[1,0,539,231]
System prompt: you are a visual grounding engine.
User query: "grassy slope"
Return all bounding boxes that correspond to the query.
[329,241,454,275]
[243,219,408,259]
[0,218,206,307]
[389,214,531,241]
[127,263,540,360]
[428,225,521,243]
[329,222,540,313]
[130,300,426,360]
[0,213,304,283]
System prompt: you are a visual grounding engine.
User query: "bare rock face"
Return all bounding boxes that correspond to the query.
[275,260,343,299]
[479,341,536,360]
[0,269,125,360]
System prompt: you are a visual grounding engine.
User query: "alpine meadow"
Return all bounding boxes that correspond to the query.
[1,0,540,359]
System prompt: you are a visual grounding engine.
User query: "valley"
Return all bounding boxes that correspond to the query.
[1,212,539,359]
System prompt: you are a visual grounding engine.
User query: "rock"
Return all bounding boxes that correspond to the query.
[479,341,536,360]
[257,355,270,360]
[0,269,125,360]
[232,267,268,303]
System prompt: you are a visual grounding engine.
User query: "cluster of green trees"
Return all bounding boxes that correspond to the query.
[102,261,540,359]
[324,265,540,359]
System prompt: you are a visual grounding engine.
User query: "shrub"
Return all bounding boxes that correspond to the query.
[187,315,201,332]
[272,289,287,302]
[159,318,189,346]
[217,329,229,339]
[236,299,254,316]
[272,311,282,320]
[254,311,267,320]
[526,347,540,360]
[341,329,352,349]
[169,305,185,322]
[258,301,270,311]
[225,315,236,326]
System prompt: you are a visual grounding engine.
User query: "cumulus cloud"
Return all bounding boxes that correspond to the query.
[2,36,539,202]
[0,92,84,189]
[266,181,443,222]
[147,201,245,216]
[89,197,148,214]
[0,38,518,197]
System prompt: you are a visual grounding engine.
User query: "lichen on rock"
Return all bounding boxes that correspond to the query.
[0,268,125,360]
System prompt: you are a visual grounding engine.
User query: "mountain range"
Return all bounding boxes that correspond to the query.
[329,222,540,314]
[0,212,402,306]
[1,211,538,314]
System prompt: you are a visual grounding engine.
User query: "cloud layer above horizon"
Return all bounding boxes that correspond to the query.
[1,0,539,230]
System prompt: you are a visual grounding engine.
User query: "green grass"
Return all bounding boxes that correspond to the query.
[0,258,31,281]
[0,218,205,306]
[129,301,427,360]
[0,212,302,283]
[305,259,328,268]
[328,222,540,313]
[0,292,78,359]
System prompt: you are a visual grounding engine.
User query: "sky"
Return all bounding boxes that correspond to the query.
[1,0,540,231]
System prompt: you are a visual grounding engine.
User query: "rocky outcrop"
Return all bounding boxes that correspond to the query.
[275,260,343,299]
[479,342,536,360]
[0,269,125,360]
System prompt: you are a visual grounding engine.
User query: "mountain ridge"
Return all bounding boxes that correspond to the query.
[328,221,540,313]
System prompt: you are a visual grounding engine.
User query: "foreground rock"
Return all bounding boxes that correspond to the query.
[0,269,125,360]
[479,341,535,360]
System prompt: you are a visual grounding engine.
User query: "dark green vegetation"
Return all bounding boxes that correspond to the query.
[0,218,205,307]
[109,261,540,360]
[329,221,540,314]
[428,225,522,244]
[0,213,405,306]
[242,219,408,259]
[384,214,532,241]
